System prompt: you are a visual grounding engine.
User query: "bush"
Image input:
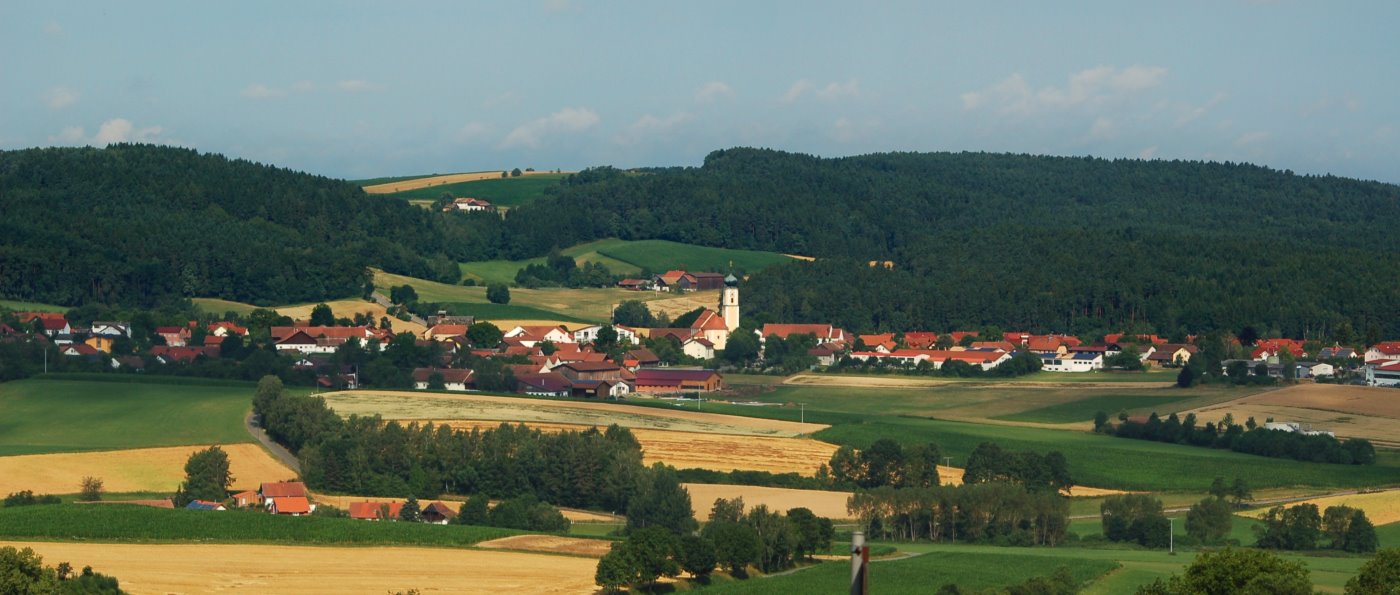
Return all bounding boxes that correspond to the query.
[3,491,61,507]
[79,476,104,502]
[486,284,511,304]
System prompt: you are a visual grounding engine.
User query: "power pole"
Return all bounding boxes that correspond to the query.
[850,531,869,595]
[800,402,805,424]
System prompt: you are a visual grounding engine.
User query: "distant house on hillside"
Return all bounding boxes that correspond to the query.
[447,197,496,212]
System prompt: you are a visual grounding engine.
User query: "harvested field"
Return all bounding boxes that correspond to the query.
[323,391,827,437]
[1182,384,1400,445]
[784,373,1173,390]
[683,483,853,521]
[362,171,503,194]
[425,420,837,474]
[1246,489,1400,526]
[275,299,426,336]
[309,492,619,523]
[0,444,294,495]
[477,534,613,558]
[1,540,599,594]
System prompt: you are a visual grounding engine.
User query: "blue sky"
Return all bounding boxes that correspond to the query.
[2,1,1397,183]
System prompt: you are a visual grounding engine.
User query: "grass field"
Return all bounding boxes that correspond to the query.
[0,505,518,546]
[996,393,1201,423]
[382,173,569,205]
[700,549,1118,594]
[0,540,599,594]
[191,297,262,317]
[0,299,68,312]
[458,237,794,286]
[0,378,259,456]
[0,444,295,494]
[1378,521,1400,548]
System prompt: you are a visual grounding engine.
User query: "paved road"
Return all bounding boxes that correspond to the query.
[244,412,301,474]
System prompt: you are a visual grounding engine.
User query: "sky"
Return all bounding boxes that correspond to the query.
[2,1,1397,183]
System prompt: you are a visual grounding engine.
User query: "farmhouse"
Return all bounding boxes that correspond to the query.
[850,349,1012,370]
[616,278,651,291]
[231,490,261,508]
[423,324,469,342]
[1366,342,1400,363]
[503,325,574,347]
[652,270,727,292]
[858,333,897,353]
[633,368,726,393]
[271,497,313,516]
[573,324,639,345]
[1367,361,1400,387]
[1040,352,1104,372]
[260,481,309,512]
[1147,344,1198,367]
[349,501,405,521]
[207,321,248,337]
[17,312,71,337]
[412,368,474,391]
[60,343,100,358]
[155,326,191,347]
[90,321,132,337]
[421,501,458,524]
[760,323,850,345]
[555,361,626,382]
[447,197,496,212]
[515,372,573,397]
[1318,346,1360,360]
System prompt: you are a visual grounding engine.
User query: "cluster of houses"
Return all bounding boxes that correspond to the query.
[3,312,249,370]
[616,269,731,292]
[178,480,460,523]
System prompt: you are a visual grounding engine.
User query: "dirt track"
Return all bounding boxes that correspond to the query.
[323,390,827,437]
[0,444,296,495]
[1,541,599,594]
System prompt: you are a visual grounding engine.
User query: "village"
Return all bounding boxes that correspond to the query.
[5,268,1400,402]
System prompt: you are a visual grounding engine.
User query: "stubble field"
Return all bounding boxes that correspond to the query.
[1181,384,1400,445]
[0,444,295,495]
[361,171,504,194]
[1,540,599,594]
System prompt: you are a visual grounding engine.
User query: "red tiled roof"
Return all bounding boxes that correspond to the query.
[1370,342,1400,355]
[411,367,474,384]
[63,343,99,356]
[761,324,847,342]
[349,501,404,520]
[901,332,940,349]
[690,309,729,331]
[559,361,621,372]
[260,481,308,499]
[273,496,311,514]
[636,368,722,383]
[208,322,249,336]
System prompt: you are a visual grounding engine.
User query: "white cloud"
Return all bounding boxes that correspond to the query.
[1139,146,1159,160]
[1234,131,1270,147]
[815,79,860,100]
[615,113,692,145]
[782,79,860,103]
[43,22,63,36]
[962,65,1168,115]
[335,79,378,93]
[501,107,599,149]
[240,83,286,99]
[781,80,815,103]
[45,87,79,110]
[49,118,167,146]
[695,81,735,103]
[455,121,489,142]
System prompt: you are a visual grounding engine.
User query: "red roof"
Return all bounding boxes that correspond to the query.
[690,309,729,331]
[559,361,621,372]
[207,322,249,336]
[1026,336,1063,352]
[63,343,99,356]
[272,496,311,515]
[349,501,404,520]
[970,341,1015,352]
[635,368,722,383]
[411,367,475,384]
[1370,342,1400,356]
[16,312,66,324]
[427,324,469,337]
[1377,361,1400,372]
[761,323,848,342]
[902,332,940,349]
[260,481,308,499]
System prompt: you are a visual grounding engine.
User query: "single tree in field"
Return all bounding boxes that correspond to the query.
[79,476,103,502]
[309,303,335,326]
[486,283,510,304]
[511,167,522,177]
[174,445,232,507]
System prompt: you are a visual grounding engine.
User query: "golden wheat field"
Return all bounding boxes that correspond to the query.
[1,541,599,594]
[682,483,854,521]
[0,444,295,495]
[476,534,613,558]
[1244,490,1400,526]
[422,420,838,475]
[323,391,827,437]
[361,171,505,194]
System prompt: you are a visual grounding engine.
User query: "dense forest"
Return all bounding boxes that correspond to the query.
[492,149,1400,338]
[6,145,1398,339]
[0,144,475,306]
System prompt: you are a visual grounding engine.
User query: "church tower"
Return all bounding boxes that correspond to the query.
[720,274,740,331]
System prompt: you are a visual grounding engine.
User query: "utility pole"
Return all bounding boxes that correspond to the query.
[1169,517,1174,554]
[799,402,805,424]
[850,531,868,595]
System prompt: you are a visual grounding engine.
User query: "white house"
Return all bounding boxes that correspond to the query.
[411,368,473,391]
[574,324,639,346]
[1367,361,1400,387]
[450,197,495,212]
[681,337,716,360]
[90,322,132,338]
[504,325,575,347]
[1041,352,1103,373]
[1365,342,1400,363]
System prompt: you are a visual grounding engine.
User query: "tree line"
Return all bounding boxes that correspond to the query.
[1104,410,1376,465]
[848,483,1071,546]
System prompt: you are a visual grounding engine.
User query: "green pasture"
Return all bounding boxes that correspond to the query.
[996,393,1200,423]
[0,378,259,456]
[0,504,518,548]
[698,549,1117,594]
[191,297,263,317]
[439,301,588,324]
[380,173,566,204]
[0,300,68,313]
[593,239,794,274]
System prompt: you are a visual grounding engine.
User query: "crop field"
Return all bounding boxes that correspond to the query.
[0,540,597,594]
[275,298,427,336]
[682,483,854,521]
[995,393,1201,424]
[0,379,257,456]
[1182,384,1400,445]
[0,444,294,495]
[1378,521,1400,548]
[1245,489,1400,525]
[477,534,613,557]
[700,549,1118,594]
[191,297,262,316]
[322,390,827,437]
[383,172,570,205]
[424,420,837,474]
[361,171,504,194]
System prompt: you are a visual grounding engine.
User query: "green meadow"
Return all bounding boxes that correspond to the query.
[0,378,262,456]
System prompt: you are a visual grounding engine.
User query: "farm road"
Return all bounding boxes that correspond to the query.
[245,412,301,474]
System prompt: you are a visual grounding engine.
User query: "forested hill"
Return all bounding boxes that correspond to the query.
[0,145,469,306]
[499,148,1400,338]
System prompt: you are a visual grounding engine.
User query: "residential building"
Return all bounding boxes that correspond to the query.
[634,368,726,392]
[411,368,474,391]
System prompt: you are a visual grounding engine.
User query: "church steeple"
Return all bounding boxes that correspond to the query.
[720,275,740,331]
